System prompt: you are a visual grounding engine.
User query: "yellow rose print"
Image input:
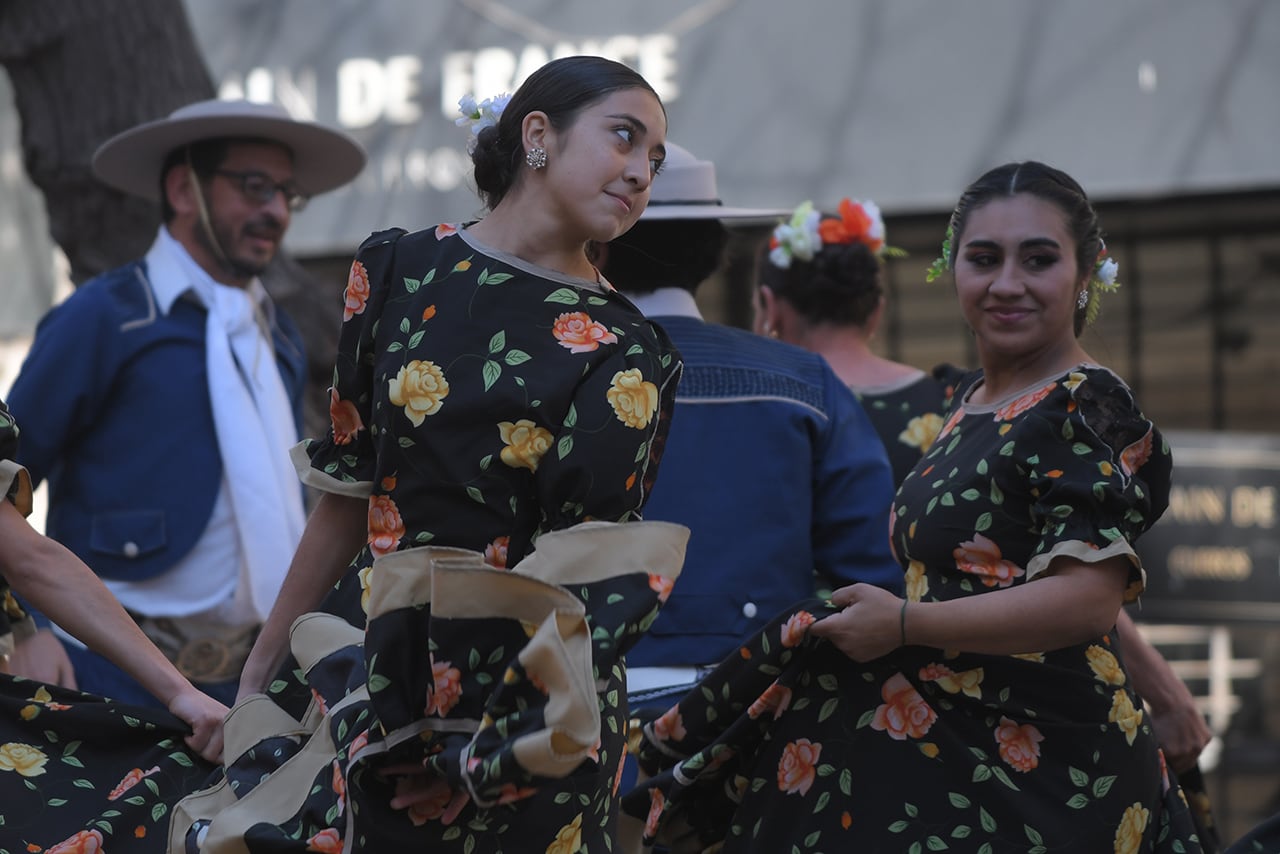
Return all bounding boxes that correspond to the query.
[358,564,373,614]
[1108,689,1144,745]
[545,813,583,854]
[1086,645,1126,686]
[607,368,659,429]
[0,741,49,777]
[389,360,449,427]
[499,419,554,471]
[898,412,943,451]
[1113,801,1149,854]
[905,560,929,602]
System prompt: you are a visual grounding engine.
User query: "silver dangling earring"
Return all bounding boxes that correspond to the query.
[1077,289,1089,310]
[525,147,547,170]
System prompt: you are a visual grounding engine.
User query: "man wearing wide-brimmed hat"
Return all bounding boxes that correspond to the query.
[6,99,365,708]
[594,143,901,723]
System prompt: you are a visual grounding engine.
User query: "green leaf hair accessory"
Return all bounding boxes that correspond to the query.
[1084,244,1121,325]
[925,224,954,283]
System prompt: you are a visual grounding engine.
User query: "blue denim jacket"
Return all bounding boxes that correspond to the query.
[625,295,901,669]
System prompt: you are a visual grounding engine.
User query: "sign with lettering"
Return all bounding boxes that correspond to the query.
[1132,431,1280,623]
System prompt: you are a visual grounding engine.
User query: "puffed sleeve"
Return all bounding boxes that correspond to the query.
[1020,368,1172,600]
[0,399,34,655]
[291,228,407,496]
[532,317,682,531]
[0,400,32,517]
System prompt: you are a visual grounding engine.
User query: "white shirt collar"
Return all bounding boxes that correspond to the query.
[622,287,704,320]
[144,226,269,314]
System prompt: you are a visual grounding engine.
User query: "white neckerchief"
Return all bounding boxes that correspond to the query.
[622,287,704,320]
[147,228,305,622]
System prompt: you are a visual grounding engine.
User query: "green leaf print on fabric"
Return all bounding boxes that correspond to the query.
[544,288,581,305]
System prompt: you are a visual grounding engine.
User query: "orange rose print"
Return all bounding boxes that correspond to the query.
[343,260,370,322]
[348,728,370,764]
[485,536,510,568]
[652,704,687,742]
[953,533,1025,588]
[332,759,346,816]
[397,774,451,825]
[871,672,937,740]
[328,387,364,446]
[305,828,342,853]
[994,716,1044,772]
[613,751,628,795]
[648,572,675,602]
[367,494,405,557]
[107,765,160,800]
[747,681,793,720]
[46,830,104,854]
[644,789,666,839]
[425,654,463,717]
[937,405,965,440]
[495,782,539,805]
[435,222,458,239]
[781,610,816,648]
[993,381,1057,421]
[776,738,822,796]
[552,311,619,353]
[1119,427,1153,476]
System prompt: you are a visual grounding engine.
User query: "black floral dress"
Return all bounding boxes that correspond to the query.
[0,400,215,853]
[168,224,685,852]
[852,363,967,487]
[624,365,1205,853]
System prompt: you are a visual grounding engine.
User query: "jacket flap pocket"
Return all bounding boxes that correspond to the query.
[89,510,167,559]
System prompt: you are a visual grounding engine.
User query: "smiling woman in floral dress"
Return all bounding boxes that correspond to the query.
[188,55,687,853]
[624,161,1204,853]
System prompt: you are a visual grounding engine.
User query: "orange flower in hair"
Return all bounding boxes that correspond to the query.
[818,198,885,254]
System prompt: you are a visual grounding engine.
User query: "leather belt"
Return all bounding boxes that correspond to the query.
[129,613,259,684]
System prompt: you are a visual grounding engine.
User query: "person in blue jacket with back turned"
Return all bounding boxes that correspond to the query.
[594,142,902,722]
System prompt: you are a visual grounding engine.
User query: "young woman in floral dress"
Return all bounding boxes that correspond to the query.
[178,55,687,853]
[624,162,1204,853]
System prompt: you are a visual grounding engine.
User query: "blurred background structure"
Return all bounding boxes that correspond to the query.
[0,0,1277,840]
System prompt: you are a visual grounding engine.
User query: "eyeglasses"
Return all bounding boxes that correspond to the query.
[212,169,310,211]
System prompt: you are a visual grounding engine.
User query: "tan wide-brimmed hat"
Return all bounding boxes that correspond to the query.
[92,98,366,201]
[641,142,787,222]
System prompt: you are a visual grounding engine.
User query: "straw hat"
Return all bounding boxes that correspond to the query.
[92,98,366,201]
[641,142,787,222]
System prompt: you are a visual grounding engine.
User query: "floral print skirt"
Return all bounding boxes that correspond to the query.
[622,599,1205,854]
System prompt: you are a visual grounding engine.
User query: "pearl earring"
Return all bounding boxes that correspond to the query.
[525,147,547,169]
[1077,289,1089,310]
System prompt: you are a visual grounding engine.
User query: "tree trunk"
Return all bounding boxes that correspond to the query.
[0,0,336,438]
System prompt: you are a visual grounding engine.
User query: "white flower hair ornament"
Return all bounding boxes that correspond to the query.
[455,92,512,150]
[1084,244,1121,326]
[769,198,903,269]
